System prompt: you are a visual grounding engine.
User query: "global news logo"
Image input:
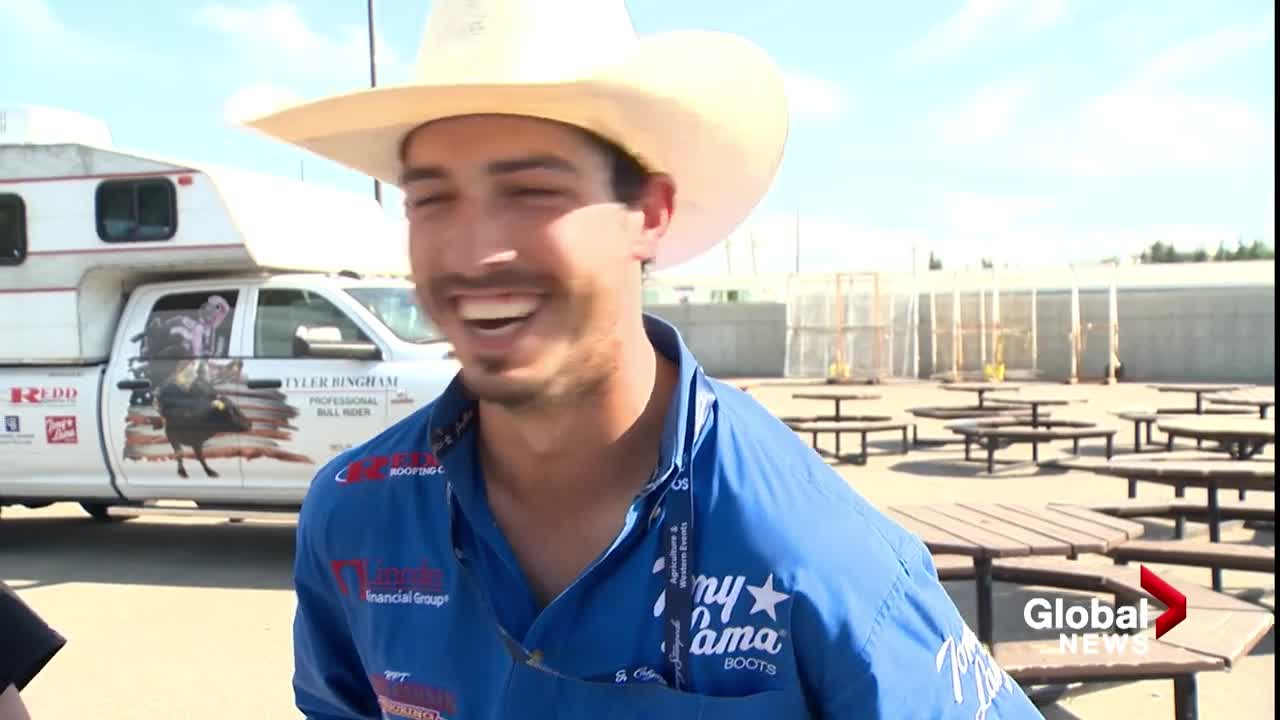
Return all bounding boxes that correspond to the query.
[1022,566,1186,655]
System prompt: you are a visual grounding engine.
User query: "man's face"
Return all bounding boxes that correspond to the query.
[401,114,671,409]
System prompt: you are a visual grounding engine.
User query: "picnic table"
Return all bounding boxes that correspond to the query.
[887,502,1143,646]
[1157,416,1275,460]
[979,394,1085,463]
[1208,389,1275,419]
[1150,383,1252,415]
[983,394,1079,427]
[940,382,1021,409]
[1052,457,1275,591]
[791,390,881,419]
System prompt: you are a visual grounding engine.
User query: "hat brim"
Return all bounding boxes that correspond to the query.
[240,30,789,270]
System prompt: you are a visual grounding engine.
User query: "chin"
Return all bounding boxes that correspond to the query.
[458,359,555,409]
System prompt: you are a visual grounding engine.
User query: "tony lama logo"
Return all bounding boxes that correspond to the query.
[330,559,450,608]
[934,624,1019,720]
[370,671,457,720]
[651,557,790,676]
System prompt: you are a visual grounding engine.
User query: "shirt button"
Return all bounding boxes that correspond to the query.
[529,649,544,666]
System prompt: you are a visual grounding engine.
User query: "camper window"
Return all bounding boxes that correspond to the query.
[95,178,178,243]
[0,193,25,266]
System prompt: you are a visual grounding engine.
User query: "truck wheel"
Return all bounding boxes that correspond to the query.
[80,502,135,523]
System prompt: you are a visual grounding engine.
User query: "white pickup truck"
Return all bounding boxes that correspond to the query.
[0,106,458,521]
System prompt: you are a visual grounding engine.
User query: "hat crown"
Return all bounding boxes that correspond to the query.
[416,0,638,84]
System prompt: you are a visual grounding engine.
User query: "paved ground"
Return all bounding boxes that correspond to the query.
[2,379,1274,719]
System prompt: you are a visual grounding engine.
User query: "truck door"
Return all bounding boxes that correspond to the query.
[237,286,394,494]
[103,287,247,494]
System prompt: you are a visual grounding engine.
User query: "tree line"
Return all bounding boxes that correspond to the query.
[926,238,1274,270]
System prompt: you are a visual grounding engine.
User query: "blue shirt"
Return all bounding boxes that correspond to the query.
[292,314,1044,719]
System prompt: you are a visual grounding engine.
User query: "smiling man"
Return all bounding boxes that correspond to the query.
[244,1,1043,718]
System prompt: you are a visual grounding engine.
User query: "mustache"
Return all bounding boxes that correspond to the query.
[429,268,558,298]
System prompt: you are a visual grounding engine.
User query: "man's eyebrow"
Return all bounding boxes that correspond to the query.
[399,155,579,186]
[487,155,579,176]
[399,165,447,185]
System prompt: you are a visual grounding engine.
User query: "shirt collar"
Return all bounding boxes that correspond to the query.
[427,313,705,496]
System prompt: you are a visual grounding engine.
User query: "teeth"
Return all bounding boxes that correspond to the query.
[457,296,540,321]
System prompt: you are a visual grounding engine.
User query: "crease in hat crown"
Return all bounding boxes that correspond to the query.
[240,0,791,271]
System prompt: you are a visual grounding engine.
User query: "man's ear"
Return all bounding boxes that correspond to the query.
[632,173,676,263]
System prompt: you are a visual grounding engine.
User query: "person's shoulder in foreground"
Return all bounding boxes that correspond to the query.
[701,381,1044,718]
[1,580,67,720]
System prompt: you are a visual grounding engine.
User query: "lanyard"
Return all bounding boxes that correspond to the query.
[444,368,714,691]
[658,368,711,691]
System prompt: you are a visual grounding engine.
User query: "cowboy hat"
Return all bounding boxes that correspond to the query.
[238,0,789,270]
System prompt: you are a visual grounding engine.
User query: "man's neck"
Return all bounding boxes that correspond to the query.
[476,322,679,509]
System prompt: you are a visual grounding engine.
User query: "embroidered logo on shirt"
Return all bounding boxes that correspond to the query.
[651,557,790,674]
[330,558,451,608]
[335,452,445,483]
[934,625,1017,720]
[370,671,457,720]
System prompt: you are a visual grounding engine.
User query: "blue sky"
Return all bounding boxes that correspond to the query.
[1,0,1273,276]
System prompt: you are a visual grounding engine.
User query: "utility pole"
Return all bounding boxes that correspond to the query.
[367,0,382,206]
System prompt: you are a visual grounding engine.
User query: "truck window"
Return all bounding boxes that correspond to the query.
[96,178,178,243]
[254,288,373,358]
[0,193,25,266]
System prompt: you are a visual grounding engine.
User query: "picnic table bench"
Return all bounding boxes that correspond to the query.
[1207,390,1275,419]
[888,502,1143,646]
[940,381,1021,409]
[780,415,910,464]
[947,417,1117,473]
[1157,416,1275,460]
[1049,457,1274,590]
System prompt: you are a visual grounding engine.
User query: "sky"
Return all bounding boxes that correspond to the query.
[1,0,1274,277]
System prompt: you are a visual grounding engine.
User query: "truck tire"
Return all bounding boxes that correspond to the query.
[80,502,135,523]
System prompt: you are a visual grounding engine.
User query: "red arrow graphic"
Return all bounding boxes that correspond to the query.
[1141,566,1187,638]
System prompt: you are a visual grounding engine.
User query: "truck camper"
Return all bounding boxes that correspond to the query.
[0,106,459,521]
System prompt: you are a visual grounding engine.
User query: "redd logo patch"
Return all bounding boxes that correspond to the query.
[335,452,444,483]
[371,672,457,720]
[45,416,78,444]
[9,387,78,405]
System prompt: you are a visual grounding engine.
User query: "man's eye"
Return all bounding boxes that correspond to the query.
[508,187,560,198]
[412,193,454,208]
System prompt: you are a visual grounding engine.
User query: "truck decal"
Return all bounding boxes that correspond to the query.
[121,291,315,478]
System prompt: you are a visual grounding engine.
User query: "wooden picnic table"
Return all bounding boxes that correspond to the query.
[940,382,1021,409]
[983,394,1079,427]
[980,395,1084,462]
[1053,457,1274,591]
[1157,416,1275,460]
[1208,390,1275,419]
[791,390,881,419]
[1150,383,1252,415]
[887,502,1143,647]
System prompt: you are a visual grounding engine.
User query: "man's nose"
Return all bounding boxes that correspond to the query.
[453,200,518,270]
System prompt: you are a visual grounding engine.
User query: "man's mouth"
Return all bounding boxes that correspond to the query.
[455,294,543,336]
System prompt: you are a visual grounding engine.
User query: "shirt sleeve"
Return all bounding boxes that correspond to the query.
[0,581,66,692]
[815,544,1044,719]
[291,489,380,719]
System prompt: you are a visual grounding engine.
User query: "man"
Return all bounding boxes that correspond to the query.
[244,1,1043,717]
[1,580,67,720]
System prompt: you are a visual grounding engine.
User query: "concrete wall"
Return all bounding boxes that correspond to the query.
[649,283,1274,383]
[645,303,787,377]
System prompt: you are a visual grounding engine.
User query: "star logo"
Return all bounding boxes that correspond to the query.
[745,574,790,622]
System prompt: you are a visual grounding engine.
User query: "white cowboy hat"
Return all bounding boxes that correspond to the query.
[239,0,789,270]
